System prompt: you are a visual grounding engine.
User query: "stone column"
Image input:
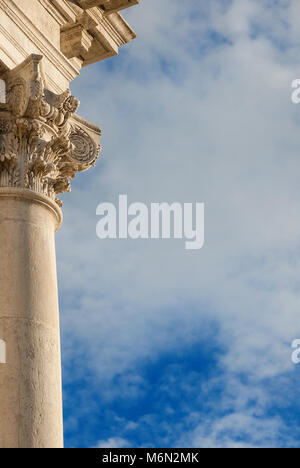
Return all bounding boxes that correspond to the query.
[0,190,63,448]
[0,55,100,448]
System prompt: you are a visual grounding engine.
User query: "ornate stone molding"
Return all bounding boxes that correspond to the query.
[60,0,137,66]
[0,54,101,207]
[0,1,138,92]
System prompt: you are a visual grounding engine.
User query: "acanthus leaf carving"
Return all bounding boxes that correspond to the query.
[0,55,101,206]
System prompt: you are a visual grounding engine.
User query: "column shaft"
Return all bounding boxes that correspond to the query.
[0,190,63,448]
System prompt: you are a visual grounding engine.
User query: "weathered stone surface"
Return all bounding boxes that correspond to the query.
[0,192,63,448]
[0,54,101,207]
[0,1,138,90]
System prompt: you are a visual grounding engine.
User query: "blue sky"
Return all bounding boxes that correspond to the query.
[56,0,300,448]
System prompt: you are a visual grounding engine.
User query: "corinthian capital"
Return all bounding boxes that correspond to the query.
[0,54,101,207]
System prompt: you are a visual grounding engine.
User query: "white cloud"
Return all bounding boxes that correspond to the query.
[178,412,289,448]
[59,0,300,447]
[96,437,132,449]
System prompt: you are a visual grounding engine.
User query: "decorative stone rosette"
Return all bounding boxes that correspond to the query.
[0,54,101,207]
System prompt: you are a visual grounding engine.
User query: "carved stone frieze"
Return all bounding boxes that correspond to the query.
[0,54,101,207]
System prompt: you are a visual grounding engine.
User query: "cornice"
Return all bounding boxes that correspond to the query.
[51,0,138,66]
[0,0,80,89]
[0,0,138,87]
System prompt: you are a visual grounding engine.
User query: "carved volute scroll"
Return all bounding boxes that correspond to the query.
[0,54,101,207]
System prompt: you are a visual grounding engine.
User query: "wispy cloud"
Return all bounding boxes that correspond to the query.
[96,438,132,449]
